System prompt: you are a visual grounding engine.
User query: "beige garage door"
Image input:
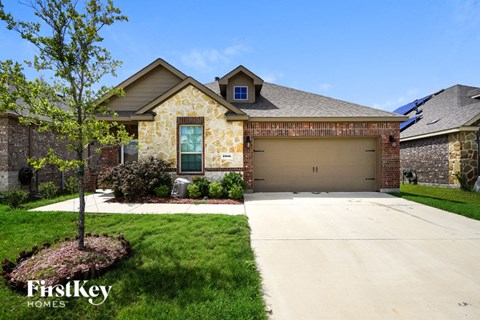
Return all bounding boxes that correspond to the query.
[253,138,378,192]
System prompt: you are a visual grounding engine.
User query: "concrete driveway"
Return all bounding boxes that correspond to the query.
[245,192,480,320]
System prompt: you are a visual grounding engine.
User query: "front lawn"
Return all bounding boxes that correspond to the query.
[390,184,480,221]
[0,206,266,320]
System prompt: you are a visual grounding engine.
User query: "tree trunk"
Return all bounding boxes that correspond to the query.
[77,167,86,250]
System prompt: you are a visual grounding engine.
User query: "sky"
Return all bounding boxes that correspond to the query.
[0,0,479,112]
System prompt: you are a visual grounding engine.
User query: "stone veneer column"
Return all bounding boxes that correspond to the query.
[449,132,479,185]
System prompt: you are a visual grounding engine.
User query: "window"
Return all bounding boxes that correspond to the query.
[234,86,248,100]
[120,140,138,164]
[179,125,203,173]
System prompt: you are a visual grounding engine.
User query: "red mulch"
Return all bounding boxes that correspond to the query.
[6,236,129,287]
[106,196,243,205]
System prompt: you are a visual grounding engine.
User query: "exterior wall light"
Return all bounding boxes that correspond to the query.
[245,135,252,148]
[389,135,396,143]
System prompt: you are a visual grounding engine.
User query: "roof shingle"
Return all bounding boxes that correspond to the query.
[399,84,480,139]
[205,81,403,119]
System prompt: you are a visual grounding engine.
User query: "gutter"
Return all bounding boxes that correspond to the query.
[400,126,480,142]
[247,116,408,123]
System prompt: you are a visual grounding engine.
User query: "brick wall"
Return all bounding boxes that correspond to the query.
[85,144,120,191]
[400,135,449,185]
[0,114,75,192]
[244,121,401,191]
[84,124,139,191]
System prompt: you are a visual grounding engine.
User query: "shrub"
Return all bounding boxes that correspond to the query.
[38,181,59,199]
[192,177,210,198]
[454,172,471,191]
[221,172,245,193]
[208,182,224,198]
[1,190,29,208]
[228,184,244,200]
[64,176,78,194]
[187,183,201,199]
[154,184,171,198]
[98,157,171,201]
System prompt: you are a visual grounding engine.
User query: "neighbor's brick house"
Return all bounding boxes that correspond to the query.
[91,58,406,193]
[395,85,480,187]
[0,112,73,192]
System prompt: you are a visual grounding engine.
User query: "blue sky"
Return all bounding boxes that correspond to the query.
[1,0,479,111]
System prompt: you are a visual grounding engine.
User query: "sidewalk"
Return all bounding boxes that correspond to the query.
[31,191,245,215]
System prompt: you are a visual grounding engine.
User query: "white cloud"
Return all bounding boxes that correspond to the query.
[317,83,332,92]
[259,71,284,83]
[180,44,251,73]
[372,88,420,111]
[223,44,251,56]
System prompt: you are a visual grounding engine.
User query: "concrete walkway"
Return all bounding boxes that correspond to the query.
[31,191,245,215]
[245,192,480,320]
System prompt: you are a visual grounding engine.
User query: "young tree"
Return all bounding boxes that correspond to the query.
[0,0,131,249]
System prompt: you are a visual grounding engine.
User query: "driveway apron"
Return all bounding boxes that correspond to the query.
[245,192,480,320]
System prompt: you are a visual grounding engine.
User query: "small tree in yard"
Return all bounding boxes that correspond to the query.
[0,0,131,250]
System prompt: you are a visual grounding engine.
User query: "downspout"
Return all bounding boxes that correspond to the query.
[476,129,480,178]
[28,126,33,192]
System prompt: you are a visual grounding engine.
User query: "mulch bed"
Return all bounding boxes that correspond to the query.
[2,234,131,290]
[106,196,243,205]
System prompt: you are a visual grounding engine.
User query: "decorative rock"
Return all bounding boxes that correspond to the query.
[474,176,480,192]
[171,178,191,198]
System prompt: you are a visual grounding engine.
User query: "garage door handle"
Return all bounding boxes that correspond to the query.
[316,166,318,173]
[313,166,315,173]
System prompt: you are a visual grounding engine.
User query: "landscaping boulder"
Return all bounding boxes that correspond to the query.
[171,178,191,198]
[474,176,480,192]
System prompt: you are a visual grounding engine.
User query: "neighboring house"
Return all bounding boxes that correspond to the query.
[91,58,406,192]
[395,84,480,187]
[0,111,73,192]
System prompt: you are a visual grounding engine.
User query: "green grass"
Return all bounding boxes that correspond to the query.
[390,184,480,220]
[21,193,91,210]
[0,207,266,320]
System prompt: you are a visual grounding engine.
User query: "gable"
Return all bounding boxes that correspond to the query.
[225,72,255,103]
[107,65,184,112]
[218,65,264,103]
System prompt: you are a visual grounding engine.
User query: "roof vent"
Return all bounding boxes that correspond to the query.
[471,93,480,100]
[427,119,440,125]
[214,77,220,81]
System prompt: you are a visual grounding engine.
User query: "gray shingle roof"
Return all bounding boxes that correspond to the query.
[204,81,402,119]
[400,85,480,139]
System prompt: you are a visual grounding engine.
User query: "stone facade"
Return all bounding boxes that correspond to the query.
[0,113,74,192]
[400,135,449,185]
[244,121,401,191]
[137,85,243,181]
[448,131,479,185]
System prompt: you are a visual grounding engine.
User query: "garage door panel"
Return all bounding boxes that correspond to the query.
[254,138,377,192]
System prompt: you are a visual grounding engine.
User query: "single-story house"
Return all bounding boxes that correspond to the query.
[91,58,407,192]
[395,84,480,187]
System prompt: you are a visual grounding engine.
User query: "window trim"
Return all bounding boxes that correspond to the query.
[233,86,248,100]
[178,124,204,174]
